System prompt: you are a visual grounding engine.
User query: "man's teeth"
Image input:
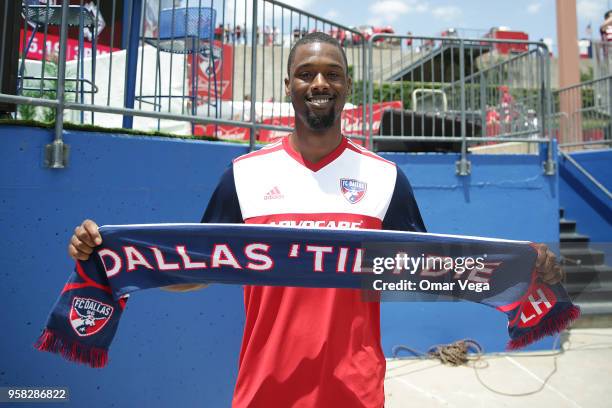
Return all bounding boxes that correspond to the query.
[311,98,331,103]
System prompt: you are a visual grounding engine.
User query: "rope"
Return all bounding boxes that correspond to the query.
[392,338,483,366]
[390,335,566,397]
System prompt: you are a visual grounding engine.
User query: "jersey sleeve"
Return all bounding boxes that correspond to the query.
[382,167,426,233]
[200,164,244,224]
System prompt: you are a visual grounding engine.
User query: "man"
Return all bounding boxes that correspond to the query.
[68,33,563,407]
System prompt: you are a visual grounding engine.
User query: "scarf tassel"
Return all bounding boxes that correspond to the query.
[506,304,581,350]
[34,329,108,368]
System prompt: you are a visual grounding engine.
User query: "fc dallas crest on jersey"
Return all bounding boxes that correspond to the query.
[340,178,367,204]
[69,296,114,337]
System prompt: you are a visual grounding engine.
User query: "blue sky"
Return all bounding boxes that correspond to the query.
[279,0,610,51]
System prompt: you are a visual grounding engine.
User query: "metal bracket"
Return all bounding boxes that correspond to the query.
[543,158,556,176]
[455,158,471,176]
[44,140,70,169]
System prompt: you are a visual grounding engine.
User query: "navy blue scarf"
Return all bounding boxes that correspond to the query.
[35,224,580,368]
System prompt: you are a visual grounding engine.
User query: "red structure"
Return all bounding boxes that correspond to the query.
[485,27,529,54]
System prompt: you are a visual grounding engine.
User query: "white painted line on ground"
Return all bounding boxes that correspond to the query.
[390,376,456,407]
[504,356,583,408]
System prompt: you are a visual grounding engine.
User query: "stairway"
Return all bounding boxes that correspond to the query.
[560,208,612,326]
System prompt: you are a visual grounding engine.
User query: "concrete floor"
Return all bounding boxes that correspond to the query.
[384,328,612,407]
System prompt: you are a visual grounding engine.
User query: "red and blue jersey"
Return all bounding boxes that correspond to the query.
[202,136,425,408]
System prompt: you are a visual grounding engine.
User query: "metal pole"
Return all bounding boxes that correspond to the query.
[77,6,85,123]
[248,0,258,151]
[367,38,374,151]
[122,0,143,129]
[479,72,485,139]
[361,40,367,148]
[542,45,556,175]
[46,0,71,169]
[121,0,130,49]
[608,77,612,141]
[456,39,470,176]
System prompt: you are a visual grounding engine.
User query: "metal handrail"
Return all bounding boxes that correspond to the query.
[373,136,548,142]
[559,140,612,148]
[368,33,551,48]
[554,74,612,93]
[411,89,447,112]
[265,0,361,36]
[559,150,612,200]
[20,76,99,94]
[0,92,293,133]
[366,32,553,175]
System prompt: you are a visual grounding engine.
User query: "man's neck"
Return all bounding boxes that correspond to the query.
[289,122,343,164]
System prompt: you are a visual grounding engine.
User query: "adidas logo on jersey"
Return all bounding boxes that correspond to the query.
[264,186,284,200]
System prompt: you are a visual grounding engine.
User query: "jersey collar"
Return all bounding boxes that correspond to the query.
[282,135,348,172]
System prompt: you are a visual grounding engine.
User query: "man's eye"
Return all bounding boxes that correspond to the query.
[328,72,340,79]
[298,72,311,79]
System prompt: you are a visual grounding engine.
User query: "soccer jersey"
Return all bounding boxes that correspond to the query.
[201,136,425,408]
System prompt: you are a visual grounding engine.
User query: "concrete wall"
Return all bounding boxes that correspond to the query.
[0,125,559,407]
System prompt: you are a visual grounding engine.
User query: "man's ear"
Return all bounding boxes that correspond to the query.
[284,77,291,98]
[347,76,353,96]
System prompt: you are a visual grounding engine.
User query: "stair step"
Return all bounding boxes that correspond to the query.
[567,280,612,303]
[559,232,591,251]
[566,280,612,295]
[561,241,590,249]
[560,232,590,243]
[560,248,605,266]
[574,301,612,316]
[560,232,590,249]
[570,302,612,328]
[570,291,612,304]
[564,264,612,283]
[559,218,577,233]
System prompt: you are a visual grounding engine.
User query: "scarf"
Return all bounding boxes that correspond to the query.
[35,223,580,368]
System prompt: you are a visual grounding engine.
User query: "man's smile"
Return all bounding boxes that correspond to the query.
[305,95,336,109]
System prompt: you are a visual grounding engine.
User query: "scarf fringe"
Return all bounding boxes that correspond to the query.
[34,328,108,368]
[506,304,581,350]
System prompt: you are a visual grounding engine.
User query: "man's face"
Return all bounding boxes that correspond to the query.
[285,42,351,132]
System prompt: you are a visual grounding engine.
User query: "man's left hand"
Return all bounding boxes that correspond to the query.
[534,243,564,285]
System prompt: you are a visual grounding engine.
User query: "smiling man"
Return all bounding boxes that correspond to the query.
[68,32,563,408]
[202,32,427,408]
[287,36,349,133]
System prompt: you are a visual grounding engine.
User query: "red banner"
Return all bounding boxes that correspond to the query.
[194,124,250,141]
[258,116,294,142]
[188,41,234,103]
[19,29,118,61]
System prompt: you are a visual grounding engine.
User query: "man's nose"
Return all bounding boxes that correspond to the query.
[311,73,330,92]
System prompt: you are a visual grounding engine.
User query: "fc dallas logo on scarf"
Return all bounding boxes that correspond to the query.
[340,178,367,204]
[69,296,114,337]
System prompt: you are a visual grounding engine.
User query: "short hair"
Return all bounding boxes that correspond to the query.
[286,32,348,77]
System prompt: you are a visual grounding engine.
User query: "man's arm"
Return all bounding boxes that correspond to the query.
[382,167,426,233]
[200,165,244,224]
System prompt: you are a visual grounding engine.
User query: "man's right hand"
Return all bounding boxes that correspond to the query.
[67,219,207,292]
[68,219,102,261]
